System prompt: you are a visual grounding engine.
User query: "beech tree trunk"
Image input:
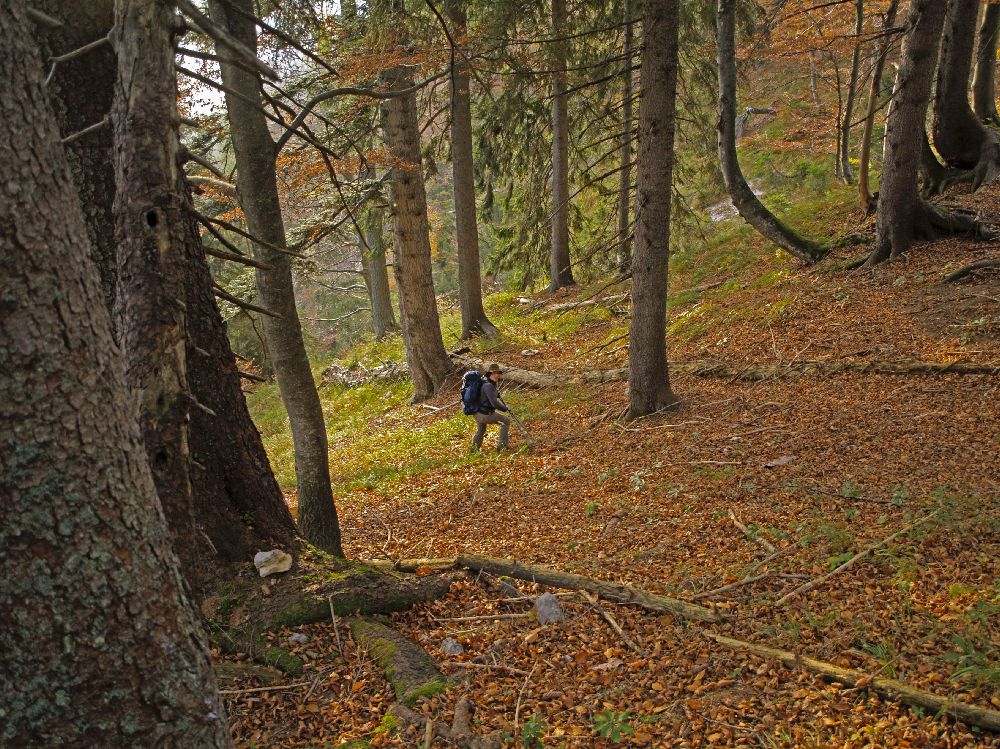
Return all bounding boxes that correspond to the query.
[872,0,971,263]
[549,0,575,290]
[209,0,343,555]
[378,61,452,402]
[716,0,821,262]
[360,202,397,340]
[973,1,1000,124]
[627,0,680,420]
[859,0,900,213]
[933,0,994,168]
[447,1,498,339]
[0,2,229,744]
[839,0,865,184]
[111,0,198,586]
[617,0,635,274]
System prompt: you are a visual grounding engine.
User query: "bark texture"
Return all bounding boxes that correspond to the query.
[0,2,229,744]
[35,0,117,312]
[859,0,900,213]
[111,0,198,588]
[209,0,343,555]
[360,202,398,340]
[617,0,635,273]
[627,0,681,420]
[873,0,961,263]
[933,0,1000,186]
[378,60,452,402]
[973,1,1000,125]
[447,1,498,339]
[549,0,575,290]
[716,0,821,262]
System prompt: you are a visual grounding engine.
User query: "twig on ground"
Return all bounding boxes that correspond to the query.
[730,509,778,554]
[582,592,644,653]
[513,662,538,734]
[219,682,310,695]
[443,662,531,677]
[327,595,343,653]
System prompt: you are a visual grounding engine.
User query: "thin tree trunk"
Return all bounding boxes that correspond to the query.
[549,0,575,290]
[378,59,451,402]
[359,202,397,340]
[111,0,197,585]
[209,0,343,556]
[871,0,976,264]
[0,1,229,743]
[933,0,995,168]
[839,0,865,184]
[617,0,635,274]
[973,1,1000,124]
[447,0,498,339]
[716,0,822,262]
[859,0,900,213]
[627,0,681,421]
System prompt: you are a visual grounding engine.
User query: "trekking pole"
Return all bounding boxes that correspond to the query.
[502,400,537,443]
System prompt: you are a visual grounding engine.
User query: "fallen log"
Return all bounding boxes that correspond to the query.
[449,354,1000,388]
[455,554,720,622]
[349,618,448,706]
[702,632,1000,733]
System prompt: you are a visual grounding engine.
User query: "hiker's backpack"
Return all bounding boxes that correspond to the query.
[461,371,484,415]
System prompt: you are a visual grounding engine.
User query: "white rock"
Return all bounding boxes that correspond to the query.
[288,633,309,645]
[254,549,293,577]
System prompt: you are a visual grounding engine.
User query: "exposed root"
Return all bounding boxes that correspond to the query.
[944,258,1000,282]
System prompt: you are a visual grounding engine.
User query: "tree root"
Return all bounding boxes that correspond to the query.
[701,632,1000,733]
[349,618,448,706]
[390,702,503,748]
[944,258,1000,282]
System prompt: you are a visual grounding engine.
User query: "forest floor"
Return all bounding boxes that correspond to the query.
[224,186,1000,748]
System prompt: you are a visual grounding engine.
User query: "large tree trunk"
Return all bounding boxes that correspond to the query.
[34,0,117,312]
[40,0,295,575]
[209,0,343,556]
[871,0,980,263]
[839,0,865,184]
[933,0,1000,186]
[379,59,452,401]
[359,202,398,340]
[716,0,821,262]
[973,0,1000,125]
[549,0,575,290]
[447,1,498,339]
[859,0,900,213]
[0,2,229,744]
[627,0,680,421]
[617,0,635,274]
[111,0,198,587]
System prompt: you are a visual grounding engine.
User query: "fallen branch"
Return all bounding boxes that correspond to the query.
[449,354,1000,389]
[218,682,309,695]
[443,661,531,677]
[702,632,1000,733]
[692,573,773,600]
[455,554,721,622]
[775,510,940,606]
[582,592,644,654]
[729,509,778,554]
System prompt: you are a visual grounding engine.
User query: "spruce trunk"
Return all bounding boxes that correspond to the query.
[378,63,451,402]
[859,0,900,213]
[448,2,498,339]
[872,0,950,262]
[0,1,229,743]
[627,0,681,420]
[839,0,865,184]
[209,0,343,555]
[549,0,575,290]
[617,0,635,274]
[973,1,1000,124]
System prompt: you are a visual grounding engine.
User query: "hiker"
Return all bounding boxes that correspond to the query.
[465,363,511,452]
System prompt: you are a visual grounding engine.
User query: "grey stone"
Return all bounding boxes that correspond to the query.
[533,593,565,625]
[288,633,309,645]
[440,637,464,655]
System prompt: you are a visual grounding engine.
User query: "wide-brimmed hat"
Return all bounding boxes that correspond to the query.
[486,362,503,374]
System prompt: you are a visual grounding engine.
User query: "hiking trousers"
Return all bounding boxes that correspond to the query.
[471,411,510,450]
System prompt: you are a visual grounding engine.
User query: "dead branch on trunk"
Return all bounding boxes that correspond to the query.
[701,632,1000,733]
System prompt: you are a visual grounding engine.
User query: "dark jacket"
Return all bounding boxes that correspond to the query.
[478,379,507,413]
